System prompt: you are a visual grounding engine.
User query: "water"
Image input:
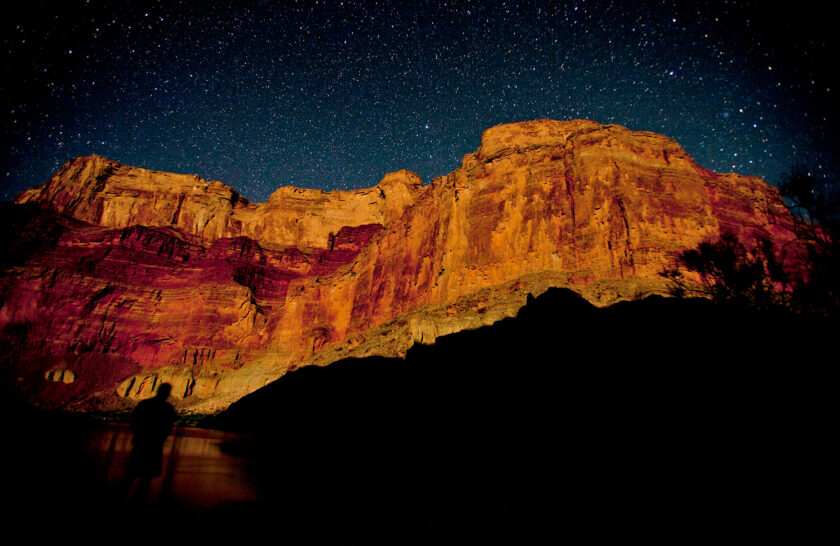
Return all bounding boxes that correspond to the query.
[85,424,260,512]
[7,415,518,541]
[6,415,293,536]
[7,413,559,541]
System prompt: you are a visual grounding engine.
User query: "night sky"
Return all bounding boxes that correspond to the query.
[3,0,838,203]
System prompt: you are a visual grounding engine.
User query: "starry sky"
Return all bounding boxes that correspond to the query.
[2,0,838,203]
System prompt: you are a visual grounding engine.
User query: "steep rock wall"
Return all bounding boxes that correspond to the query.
[2,119,798,413]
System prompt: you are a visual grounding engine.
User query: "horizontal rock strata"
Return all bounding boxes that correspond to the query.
[1,119,799,413]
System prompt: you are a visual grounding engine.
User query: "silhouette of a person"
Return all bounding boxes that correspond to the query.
[121,382,176,501]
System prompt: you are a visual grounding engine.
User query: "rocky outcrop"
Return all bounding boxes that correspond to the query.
[15,157,423,250]
[0,119,800,414]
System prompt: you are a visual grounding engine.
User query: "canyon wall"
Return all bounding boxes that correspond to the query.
[1,119,799,413]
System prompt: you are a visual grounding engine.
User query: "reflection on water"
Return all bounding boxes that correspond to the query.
[8,415,270,533]
[86,424,259,511]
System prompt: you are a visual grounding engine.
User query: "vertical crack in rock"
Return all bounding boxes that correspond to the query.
[170,194,186,225]
[122,377,135,398]
[183,375,195,398]
[615,197,634,276]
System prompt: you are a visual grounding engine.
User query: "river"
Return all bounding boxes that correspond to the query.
[81,424,260,511]
[7,415,514,542]
[7,418,276,532]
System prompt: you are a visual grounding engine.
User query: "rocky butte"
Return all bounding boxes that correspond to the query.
[0,119,801,414]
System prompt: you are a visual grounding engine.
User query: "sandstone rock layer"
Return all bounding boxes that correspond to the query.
[1,119,799,413]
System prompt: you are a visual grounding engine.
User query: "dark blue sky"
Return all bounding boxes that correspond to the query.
[3,0,838,202]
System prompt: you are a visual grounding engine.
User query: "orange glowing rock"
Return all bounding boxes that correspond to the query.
[1,120,800,413]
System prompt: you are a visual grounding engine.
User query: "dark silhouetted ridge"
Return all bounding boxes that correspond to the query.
[205,288,832,542]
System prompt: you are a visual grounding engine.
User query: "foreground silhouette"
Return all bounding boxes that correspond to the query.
[120,383,176,502]
[205,288,834,543]
[4,289,833,541]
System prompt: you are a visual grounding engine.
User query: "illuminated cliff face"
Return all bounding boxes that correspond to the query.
[1,119,800,414]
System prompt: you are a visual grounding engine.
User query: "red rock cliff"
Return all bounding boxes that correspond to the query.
[1,119,799,413]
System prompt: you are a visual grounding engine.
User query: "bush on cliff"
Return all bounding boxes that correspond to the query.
[663,165,839,318]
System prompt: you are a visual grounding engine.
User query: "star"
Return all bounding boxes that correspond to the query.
[1,0,837,202]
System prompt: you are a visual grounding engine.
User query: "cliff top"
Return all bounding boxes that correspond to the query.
[18,119,751,210]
